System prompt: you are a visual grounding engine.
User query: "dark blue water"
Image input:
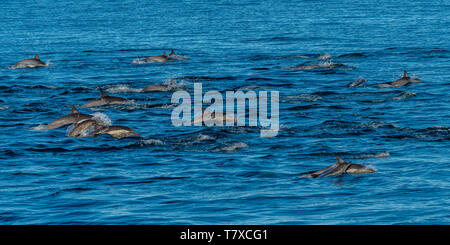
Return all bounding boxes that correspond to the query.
[0,0,449,224]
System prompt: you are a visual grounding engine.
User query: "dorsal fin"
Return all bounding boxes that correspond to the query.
[99,88,108,97]
[170,50,175,55]
[336,155,346,165]
[34,53,40,60]
[71,105,79,114]
[403,70,409,78]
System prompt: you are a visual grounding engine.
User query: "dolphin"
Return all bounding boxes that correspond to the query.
[300,156,376,178]
[347,77,366,88]
[378,70,421,88]
[142,79,176,92]
[68,119,104,138]
[8,54,47,69]
[45,106,93,129]
[81,89,127,108]
[283,61,347,70]
[143,52,169,63]
[92,126,141,139]
[192,108,237,125]
[283,64,321,70]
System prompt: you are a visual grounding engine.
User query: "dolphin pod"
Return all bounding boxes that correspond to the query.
[8,54,47,69]
[43,105,140,139]
[68,119,104,138]
[300,156,376,178]
[16,49,425,178]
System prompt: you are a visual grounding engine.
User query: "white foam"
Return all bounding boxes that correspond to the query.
[157,104,176,109]
[317,53,332,60]
[141,139,164,145]
[106,85,142,93]
[131,58,147,64]
[91,112,112,126]
[31,124,48,131]
[319,60,335,68]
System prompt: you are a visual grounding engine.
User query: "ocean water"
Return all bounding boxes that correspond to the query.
[0,0,449,224]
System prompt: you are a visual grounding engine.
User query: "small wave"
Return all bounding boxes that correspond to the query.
[288,105,316,111]
[384,126,450,141]
[277,53,332,60]
[51,187,93,196]
[338,52,367,58]
[285,94,322,102]
[320,120,397,131]
[355,121,397,130]
[24,85,59,90]
[363,92,417,103]
[178,76,237,81]
[353,152,390,159]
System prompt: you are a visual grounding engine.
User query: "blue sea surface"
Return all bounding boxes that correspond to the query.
[0,0,449,224]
